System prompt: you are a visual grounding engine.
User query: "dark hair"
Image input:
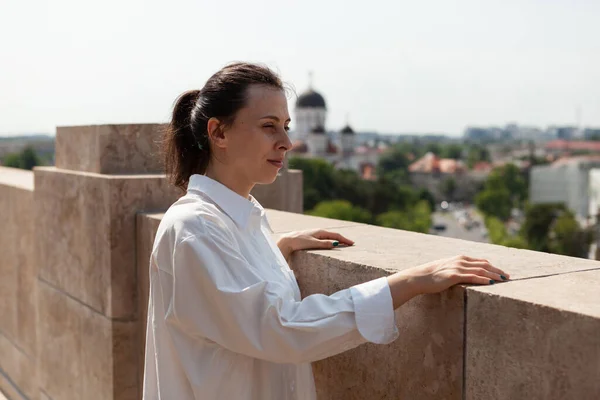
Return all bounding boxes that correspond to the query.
[162,62,285,191]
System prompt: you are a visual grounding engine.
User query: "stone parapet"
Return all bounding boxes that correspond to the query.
[135,209,600,400]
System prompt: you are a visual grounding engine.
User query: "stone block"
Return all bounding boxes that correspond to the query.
[36,282,82,400]
[291,250,465,399]
[251,168,303,213]
[35,167,180,319]
[2,341,38,400]
[465,269,600,400]
[80,306,138,400]
[284,169,303,213]
[15,188,37,357]
[136,213,163,388]
[307,224,600,279]
[0,184,35,348]
[37,281,139,400]
[265,209,362,234]
[0,166,34,190]
[35,168,111,316]
[55,124,165,174]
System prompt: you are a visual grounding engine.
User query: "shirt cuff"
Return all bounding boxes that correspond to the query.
[350,276,399,345]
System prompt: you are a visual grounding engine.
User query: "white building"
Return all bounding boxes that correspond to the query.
[530,157,600,223]
[290,83,384,179]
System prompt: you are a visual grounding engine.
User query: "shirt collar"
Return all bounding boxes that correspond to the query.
[187,174,272,232]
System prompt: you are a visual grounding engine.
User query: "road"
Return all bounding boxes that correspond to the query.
[430,208,489,243]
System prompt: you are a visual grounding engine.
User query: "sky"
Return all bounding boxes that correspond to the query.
[1,0,599,136]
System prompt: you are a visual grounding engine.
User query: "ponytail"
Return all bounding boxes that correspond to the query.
[161,62,284,192]
[162,89,209,191]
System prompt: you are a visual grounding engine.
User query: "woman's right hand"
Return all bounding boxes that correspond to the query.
[386,255,510,309]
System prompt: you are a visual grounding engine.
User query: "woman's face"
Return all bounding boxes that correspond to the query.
[215,84,292,186]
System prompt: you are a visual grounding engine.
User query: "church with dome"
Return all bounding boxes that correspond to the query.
[289,79,386,180]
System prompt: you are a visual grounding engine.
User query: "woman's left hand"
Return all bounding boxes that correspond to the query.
[276,229,354,261]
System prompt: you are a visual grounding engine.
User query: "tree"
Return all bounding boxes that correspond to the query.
[376,200,432,233]
[467,145,491,168]
[20,147,41,170]
[1,146,41,170]
[441,177,457,201]
[475,189,512,221]
[308,200,372,223]
[549,212,594,258]
[440,144,464,159]
[376,146,410,180]
[484,216,529,249]
[485,164,527,207]
[425,142,442,156]
[520,203,565,252]
[418,188,436,211]
[288,157,337,210]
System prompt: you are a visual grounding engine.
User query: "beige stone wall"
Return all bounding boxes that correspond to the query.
[0,167,37,400]
[135,209,600,400]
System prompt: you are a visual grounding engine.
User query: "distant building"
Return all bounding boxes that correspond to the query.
[290,80,385,179]
[407,152,482,201]
[530,156,600,223]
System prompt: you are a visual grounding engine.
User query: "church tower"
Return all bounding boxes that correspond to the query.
[294,72,327,143]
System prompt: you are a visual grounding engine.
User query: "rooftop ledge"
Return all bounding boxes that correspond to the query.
[0,166,34,191]
[138,208,600,399]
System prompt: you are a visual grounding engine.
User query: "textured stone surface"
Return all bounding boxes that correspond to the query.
[36,282,82,400]
[0,176,37,400]
[0,166,34,190]
[136,213,163,388]
[266,209,362,233]
[303,224,600,278]
[291,250,465,399]
[37,281,138,400]
[55,124,165,174]
[35,167,180,319]
[465,269,600,400]
[251,168,303,213]
[0,332,38,400]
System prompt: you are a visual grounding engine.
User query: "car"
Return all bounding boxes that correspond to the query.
[432,223,447,232]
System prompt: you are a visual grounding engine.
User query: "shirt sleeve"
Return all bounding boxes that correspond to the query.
[162,223,398,364]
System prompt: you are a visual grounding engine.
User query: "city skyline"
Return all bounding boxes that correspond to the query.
[1,0,599,136]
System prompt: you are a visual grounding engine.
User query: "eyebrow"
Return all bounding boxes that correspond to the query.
[261,115,291,123]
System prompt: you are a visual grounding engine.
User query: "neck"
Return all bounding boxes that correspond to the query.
[204,163,254,200]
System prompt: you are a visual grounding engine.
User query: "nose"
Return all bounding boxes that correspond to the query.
[280,130,293,152]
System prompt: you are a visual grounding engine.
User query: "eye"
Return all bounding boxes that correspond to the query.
[284,126,290,132]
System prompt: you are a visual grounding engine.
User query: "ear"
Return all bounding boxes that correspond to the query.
[207,117,227,149]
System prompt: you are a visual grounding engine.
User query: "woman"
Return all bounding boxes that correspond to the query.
[143,62,509,400]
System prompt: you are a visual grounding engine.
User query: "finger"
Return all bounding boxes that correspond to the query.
[461,261,510,281]
[457,255,489,263]
[314,231,354,246]
[316,239,338,249]
[460,266,504,282]
[457,274,497,286]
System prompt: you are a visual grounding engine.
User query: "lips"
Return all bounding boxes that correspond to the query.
[267,159,284,168]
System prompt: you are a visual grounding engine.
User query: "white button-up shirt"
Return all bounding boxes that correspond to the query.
[143,174,398,400]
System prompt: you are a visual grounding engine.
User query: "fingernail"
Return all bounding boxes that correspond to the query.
[500,275,508,281]
[489,280,495,285]
[332,241,339,247]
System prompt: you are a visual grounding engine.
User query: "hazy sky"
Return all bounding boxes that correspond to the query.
[1,0,599,136]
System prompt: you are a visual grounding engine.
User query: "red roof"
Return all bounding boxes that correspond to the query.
[545,140,600,152]
[290,140,308,153]
[409,152,466,174]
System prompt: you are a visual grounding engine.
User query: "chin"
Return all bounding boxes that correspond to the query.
[256,172,279,185]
